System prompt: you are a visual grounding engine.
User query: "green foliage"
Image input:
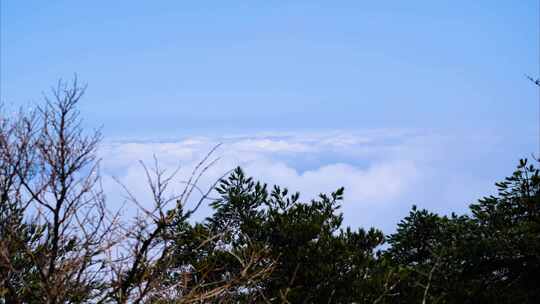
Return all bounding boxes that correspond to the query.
[386,158,540,303]
[152,160,540,303]
[468,158,540,302]
[203,167,387,302]
[0,199,45,303]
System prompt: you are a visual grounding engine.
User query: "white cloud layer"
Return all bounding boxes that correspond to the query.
[98,130,524,232]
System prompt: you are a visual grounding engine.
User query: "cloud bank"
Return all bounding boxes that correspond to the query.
[98,129,526,232]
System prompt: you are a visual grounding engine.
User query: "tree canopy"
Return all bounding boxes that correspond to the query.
[1,81,539,303]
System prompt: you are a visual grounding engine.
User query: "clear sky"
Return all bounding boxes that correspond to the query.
[1,1,538,136]
[1,1,539,231]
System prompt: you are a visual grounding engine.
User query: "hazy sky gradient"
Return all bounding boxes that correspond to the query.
[1,1,539,231]
[1,1,538,136]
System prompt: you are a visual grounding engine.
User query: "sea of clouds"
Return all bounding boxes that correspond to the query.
[98,129,528,232]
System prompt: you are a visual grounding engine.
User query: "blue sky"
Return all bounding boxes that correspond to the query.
[1,1,539,231]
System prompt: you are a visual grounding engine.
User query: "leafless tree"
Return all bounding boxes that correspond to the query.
[1,78,119,303]
[1,78,275,303]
